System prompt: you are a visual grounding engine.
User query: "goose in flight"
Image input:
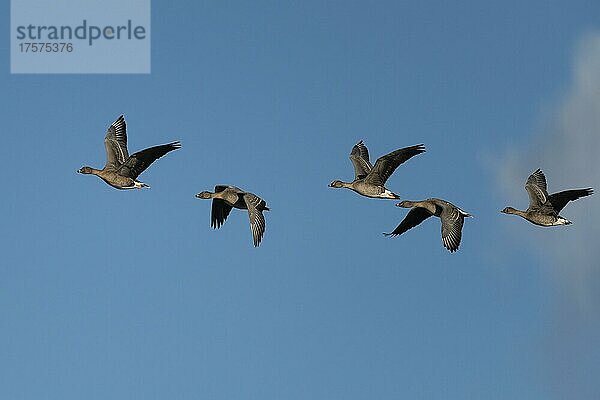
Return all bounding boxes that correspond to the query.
[501,169,593,226]
[78,115,181,189]
[196,185,270,247]
[329,140,425,199]
[385,198,472,253]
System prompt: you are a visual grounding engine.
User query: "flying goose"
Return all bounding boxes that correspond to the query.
[78,115,181,189]
[196,185,270,247]
[329,140,425,199]
[501,169,593,226]
[385,198,472,253]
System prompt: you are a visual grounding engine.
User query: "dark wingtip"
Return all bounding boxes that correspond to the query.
[444,243,459,253]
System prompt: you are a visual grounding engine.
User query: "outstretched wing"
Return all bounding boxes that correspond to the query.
[349,140,373,179]
[117,141,181,179]
[211,186,234,229]
[440,206,465,253]
[549,188,593,213]
[364,144,425,186]
[525,169,549,207]
[384,207,432,237]
[527,168,547,191]
[104,115,129,170]
[243,193,267,247]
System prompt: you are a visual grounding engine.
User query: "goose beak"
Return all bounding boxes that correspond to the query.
[195,193,201,198]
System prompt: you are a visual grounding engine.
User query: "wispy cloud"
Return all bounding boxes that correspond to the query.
[498,31,600,305]
[496,32,600,399]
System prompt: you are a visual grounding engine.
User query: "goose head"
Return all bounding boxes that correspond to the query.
[195,191,213,199]
[396,200,415,208]
[78,166,93,174]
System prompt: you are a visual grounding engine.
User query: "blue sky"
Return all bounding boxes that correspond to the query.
[1,1,599,399]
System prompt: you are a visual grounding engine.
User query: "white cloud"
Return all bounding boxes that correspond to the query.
[496,32,600,399]
[498,31,600,307]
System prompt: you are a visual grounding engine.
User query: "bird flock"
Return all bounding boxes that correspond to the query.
[79,115,594,250]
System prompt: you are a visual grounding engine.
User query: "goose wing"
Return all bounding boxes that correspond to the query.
[384,206,433,236]
[211,186,234,229]
[117,141,181,179]
[549,188,593,213]
[104,115,129,170]
[243,193,267,247]
[349,140,373,179]
[525,169,549,207]
[527,168,547,191]
[440,205,465,253]
[364,144,425,186]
